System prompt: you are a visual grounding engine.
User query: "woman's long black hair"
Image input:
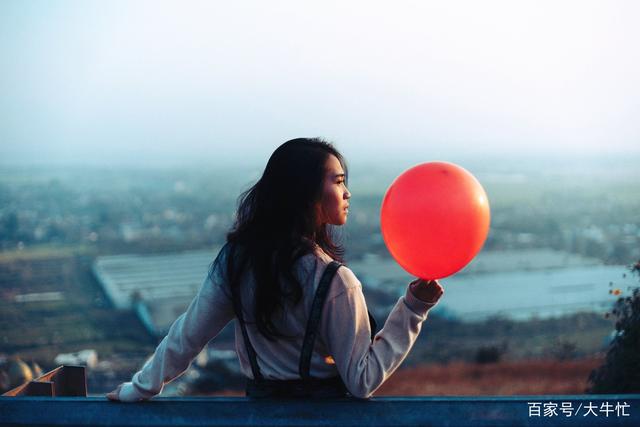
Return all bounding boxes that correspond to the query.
[214,138,348,341]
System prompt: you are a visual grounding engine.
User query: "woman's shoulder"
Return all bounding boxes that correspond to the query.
[310,246,361,294]
[214,241,246,265]
[208,242,246,284]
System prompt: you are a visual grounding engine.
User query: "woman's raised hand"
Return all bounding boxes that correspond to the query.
[409,279,444,304]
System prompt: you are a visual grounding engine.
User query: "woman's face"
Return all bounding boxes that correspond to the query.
[318,154,351,226]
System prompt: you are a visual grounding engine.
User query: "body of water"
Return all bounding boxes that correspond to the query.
[349,250,637,321]
[434,265,636,321]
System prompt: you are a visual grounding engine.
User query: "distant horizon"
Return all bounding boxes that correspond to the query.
[2,147,639,172]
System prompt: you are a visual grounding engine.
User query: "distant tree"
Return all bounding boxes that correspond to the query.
[587,260,640,393]
[475,341,508,364]
[551,338,578,361]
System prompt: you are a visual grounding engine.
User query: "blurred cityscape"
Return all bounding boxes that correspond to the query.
[1,155,639,396]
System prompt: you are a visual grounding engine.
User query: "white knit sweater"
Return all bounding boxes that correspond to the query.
[118,244,441,401]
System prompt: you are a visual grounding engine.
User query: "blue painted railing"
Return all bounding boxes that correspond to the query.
[1,395,639,426]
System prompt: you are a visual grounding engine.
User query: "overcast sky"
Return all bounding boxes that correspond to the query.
[1,0,638,168]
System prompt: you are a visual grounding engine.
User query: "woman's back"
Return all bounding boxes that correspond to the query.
[223,242,359,381]
[213,241,438,398]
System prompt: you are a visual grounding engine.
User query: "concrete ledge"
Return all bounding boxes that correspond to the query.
[1,395,639,426]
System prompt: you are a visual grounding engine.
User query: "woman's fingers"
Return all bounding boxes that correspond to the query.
[409,279,444,303]
[106,384,123,401]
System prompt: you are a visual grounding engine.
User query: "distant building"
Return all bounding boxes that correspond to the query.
[92,248,221,336]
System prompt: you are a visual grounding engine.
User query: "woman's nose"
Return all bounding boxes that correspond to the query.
[344,187,351,199]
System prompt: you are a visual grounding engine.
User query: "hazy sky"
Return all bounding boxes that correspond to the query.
[1,0,638,168]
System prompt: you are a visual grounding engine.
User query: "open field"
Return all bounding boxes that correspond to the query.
[0,254,156,369]
[0,244,98,263]
[377,357,604,396]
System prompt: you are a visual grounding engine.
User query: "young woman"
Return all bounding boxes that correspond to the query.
[107,138,443,401]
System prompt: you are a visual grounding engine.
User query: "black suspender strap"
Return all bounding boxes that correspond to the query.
[232,286,263,381]
[299,261,342,380]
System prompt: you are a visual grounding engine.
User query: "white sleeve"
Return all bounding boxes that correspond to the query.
[320,267,440,399]
[118,247,235,402]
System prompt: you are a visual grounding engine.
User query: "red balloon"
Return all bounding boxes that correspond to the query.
[380,162,490,280]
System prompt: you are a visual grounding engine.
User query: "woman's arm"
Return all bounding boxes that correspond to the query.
[107,246,235,402]
[320,267,443,399]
